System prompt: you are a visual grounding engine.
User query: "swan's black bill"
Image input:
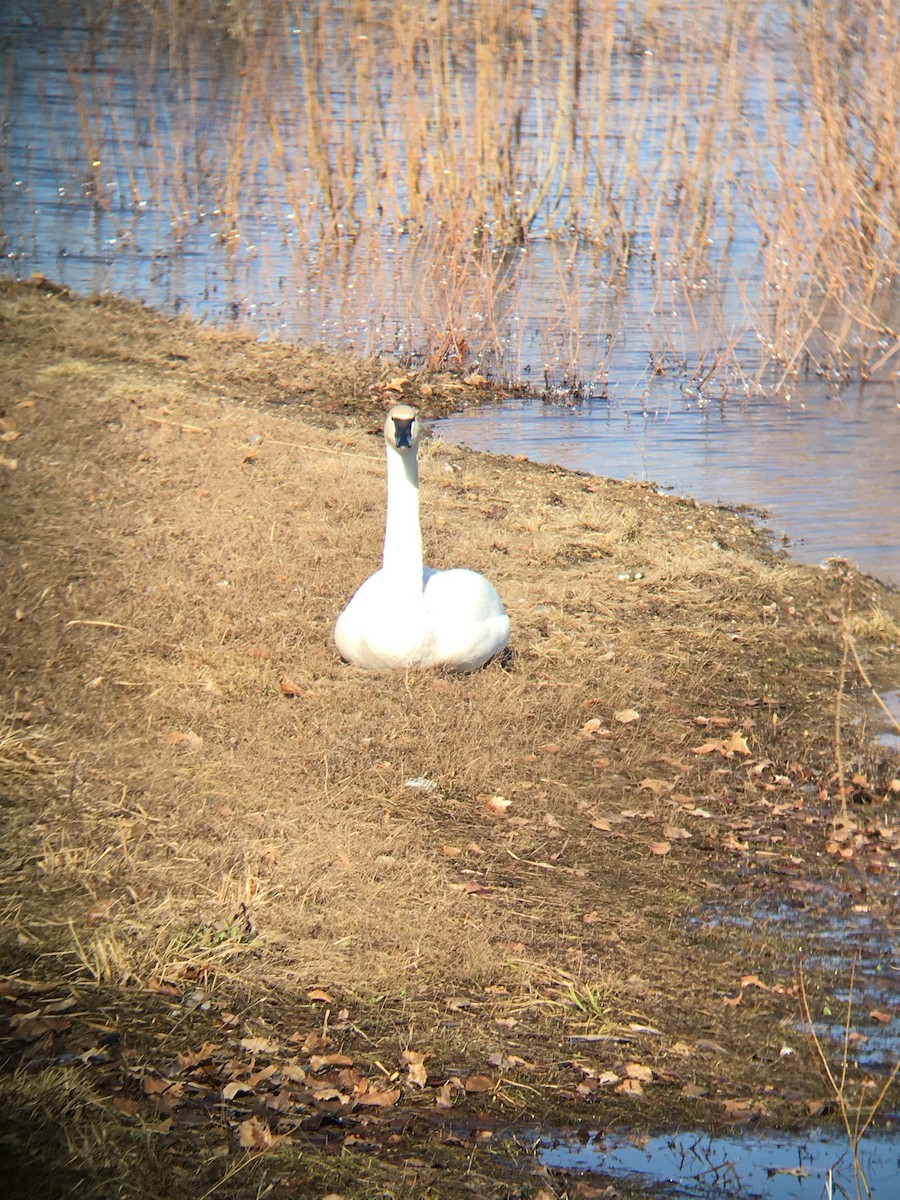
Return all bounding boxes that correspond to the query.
[392,417,415,448]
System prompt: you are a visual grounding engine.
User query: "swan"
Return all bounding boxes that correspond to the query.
[334,404,510,671]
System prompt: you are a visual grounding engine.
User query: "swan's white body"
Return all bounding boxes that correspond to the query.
[334,405,510,672]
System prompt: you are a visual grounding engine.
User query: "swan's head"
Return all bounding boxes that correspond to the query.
[384,403,421,454]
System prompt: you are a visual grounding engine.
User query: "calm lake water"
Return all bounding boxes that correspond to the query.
[1,1,898,593]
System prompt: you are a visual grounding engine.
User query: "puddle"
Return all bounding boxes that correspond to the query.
[539,1126,900,1198]
[876,691,900,751]
[692,887,899,1076]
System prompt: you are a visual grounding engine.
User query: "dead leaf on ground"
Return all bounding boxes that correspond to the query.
[623,1062,653,1081]
[579,718,606,738]
[869,1007,893,1024]
[483,795,512,815]
[435,1079,463,1108]
[720,1097,767,1121]
[309,1053,354,1072]
[354,1082,401,1107]
[692,731,750,758]
[649,841,671,856]
[222,1080,254,1100]
[237,1117,284,1151]
[158,729,202,751]
[307,988,334,1003]
[614,708,640,724]
[663,825,692,841]
[640,778,670,795]
[463,1074,495,1093]
[681,1082,708,1098]
[240,1036,279,1055]
[279,673,312,697]
[400,1049,428,1087]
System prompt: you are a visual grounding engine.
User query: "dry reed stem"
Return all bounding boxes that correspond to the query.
[28,0,898,387]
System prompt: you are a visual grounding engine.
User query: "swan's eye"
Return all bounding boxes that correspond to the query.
[393,417,415,448]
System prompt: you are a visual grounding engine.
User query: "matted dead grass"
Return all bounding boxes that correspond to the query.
[1,279,898,1197]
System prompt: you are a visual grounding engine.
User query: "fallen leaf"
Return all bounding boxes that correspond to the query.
[869,1007,893,1025]
[158,729,202,751]
[9,1010,72,1038]
[240,1036,279,1055]
[681,1083,708,1098]
[614,708,640,724]
[309,1053,354,1072]
[307,988,334,1003]
[237,1117,283,1151]
[400,1050,428,1087]
[435,1079,463,1108]
[614,1077,643,1095]
[222,1080,254,1100]
[648,841,671,856]
[355,1083,401,1107]
[663,825,692,841]
[177,1042,219,1070]
[279,674,308,697]
[720,1097,766,1121]
[265,1089,296,1113]
[483,795,512,815]
[463,1074,495,1093]
[639,778,670,795]
[624,1062,653,1081]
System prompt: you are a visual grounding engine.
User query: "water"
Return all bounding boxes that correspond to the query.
[438,390,900,585]
[2,4,899,586]
[540,1126,900,1198]
[877,691,900,751]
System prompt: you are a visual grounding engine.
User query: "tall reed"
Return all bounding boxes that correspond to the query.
[15,0,900,383]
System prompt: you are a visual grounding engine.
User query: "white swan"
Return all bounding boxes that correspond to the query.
[334,404,510,672]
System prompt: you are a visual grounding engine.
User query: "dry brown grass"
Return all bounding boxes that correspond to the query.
[1,280,898,1194]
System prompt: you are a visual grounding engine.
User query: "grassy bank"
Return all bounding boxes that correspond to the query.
[0,278,898,1197]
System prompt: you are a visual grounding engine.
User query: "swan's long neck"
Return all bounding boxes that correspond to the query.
[382,445,424,586]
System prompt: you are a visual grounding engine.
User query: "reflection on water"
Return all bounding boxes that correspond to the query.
[540,1126,900,1199]
[438,392,900,586]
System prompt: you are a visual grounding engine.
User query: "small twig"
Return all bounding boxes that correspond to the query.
[834,583,852,820]
[145,414,210,434]
[845,631,900,735]
[66,619,137,632]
